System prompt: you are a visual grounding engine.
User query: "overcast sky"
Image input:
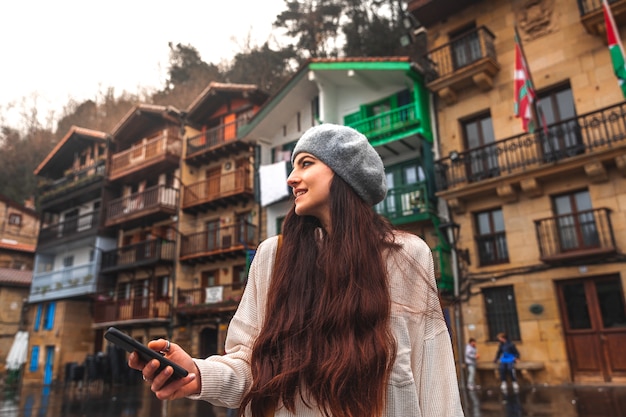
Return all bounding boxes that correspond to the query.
[1,0,288,128]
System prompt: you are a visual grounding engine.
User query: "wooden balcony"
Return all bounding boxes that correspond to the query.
[435,101,626,197]
[109,129,181,181]
[93,294,171,326]
[578,0,626,36]
[534,208,617,263]
[182,167,253,213]
[345,104,421,145]
[180,221,257,264]
[105,184,178,228]
[176,283,243,316]
[38,160,105,208]
[100,239,176,273]
[375,182,434,224]
[426,26,500,105]
[185,118,253,166]
[38,210,101,247]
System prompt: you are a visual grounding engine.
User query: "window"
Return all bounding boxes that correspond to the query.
[8,213,22,226]
[202,270,218,288]
[34,304,43,331]
[450,23,480,70]
[43,302,56,330]
[311,96,319,125]
[475,208,509,265]
[157,276,169,299]
[483,286,520,341]
[375,160,426,218]
[552,190,598,251]
[463,112,498,181]
[63,256,74,268]
[537,84,581,160]
[29,346,40,372]
[233,265,246,291]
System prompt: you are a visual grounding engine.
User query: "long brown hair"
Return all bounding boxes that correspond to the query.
[241,176,399,417]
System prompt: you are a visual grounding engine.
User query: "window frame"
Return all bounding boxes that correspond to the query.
[474,207,509,266]
[483,285,521,341]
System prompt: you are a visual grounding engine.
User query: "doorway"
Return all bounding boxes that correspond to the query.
[557,275,626,382]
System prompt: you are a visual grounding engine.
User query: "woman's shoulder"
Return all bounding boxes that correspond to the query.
[391,230,430,254]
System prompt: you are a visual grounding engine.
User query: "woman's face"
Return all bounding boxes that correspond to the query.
[287,152,334,230]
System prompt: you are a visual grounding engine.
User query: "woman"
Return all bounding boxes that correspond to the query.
[129,124,464,416]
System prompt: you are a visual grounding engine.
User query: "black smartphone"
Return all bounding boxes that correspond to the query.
[104,326,188,383]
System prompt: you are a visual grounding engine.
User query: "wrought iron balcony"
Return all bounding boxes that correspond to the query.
[109,128,182,181]
[93,294,171,325]
[105,185,178,228]
[426,26,499,104]
[375,182,433,222]
[578,0,626,36]
[435,101,626,191]
[176,283,244,315]
[535,208,617,263]
[182,167,254,213]
[345,104,421,144]
[180,221,257,263]
[100,239,176,273]
[29,262,97,303]
[38,210,101,247]
[185,117,252,165]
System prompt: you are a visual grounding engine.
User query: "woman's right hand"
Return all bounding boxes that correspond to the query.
[128,338,201,400]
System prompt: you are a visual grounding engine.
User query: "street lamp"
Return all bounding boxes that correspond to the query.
[438,220,466,390]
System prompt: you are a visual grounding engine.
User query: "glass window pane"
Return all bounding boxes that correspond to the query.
[492,209,504,232]
[403,166,418,184]
[575,191,592,212]
[596,279,626,328]
[563,283,591,329]
[477,212,491,234]
[465,121,480,149]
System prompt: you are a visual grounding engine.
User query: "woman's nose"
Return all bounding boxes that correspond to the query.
[287,172,299,188]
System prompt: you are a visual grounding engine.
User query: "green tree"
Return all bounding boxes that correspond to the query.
[274,0,343,60]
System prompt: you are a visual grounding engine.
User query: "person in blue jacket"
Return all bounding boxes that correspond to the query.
[494,332,520,392]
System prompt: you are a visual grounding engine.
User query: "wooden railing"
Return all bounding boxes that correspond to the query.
[186,117,251,157]
[101,239,176,272]
[109,129,181,177]
[427,26,497,80]
[177,283,244,308]
[180,221,256,259]
[38,159,106,203]
[106,185,178,223]
[345,104,420,142]
[93,294,171,324]
[38,210,100,245]
[183,167,252,208]
[435,101,626,190]
[534,208,616,262]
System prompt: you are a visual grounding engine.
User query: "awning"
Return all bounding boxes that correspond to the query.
[5,331,28,370]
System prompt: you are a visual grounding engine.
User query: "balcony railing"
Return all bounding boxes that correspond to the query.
[426,26,499,103]
[346,104,420,143]
[180,221,257,262]
[186,117,251,159]
[177,283,244,311]
[29,262,97,302]
[534,208,617,263]
[435,101,626,191]
[101,239,176,273]
[93,294,171,324]
[375,182,433,221]
[38,160,106,205]
[182,167,253,212]
[578,0,626,35]
[109,129,181,180]
[38,210,100,246]
[105,185,178,226]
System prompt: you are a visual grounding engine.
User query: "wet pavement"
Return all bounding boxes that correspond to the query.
[1,381,626,416]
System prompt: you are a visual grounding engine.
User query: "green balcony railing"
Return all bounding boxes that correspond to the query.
[375,182,432,221]
[345,104,420,142]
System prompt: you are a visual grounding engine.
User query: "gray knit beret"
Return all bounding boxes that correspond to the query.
[291,124,387,205]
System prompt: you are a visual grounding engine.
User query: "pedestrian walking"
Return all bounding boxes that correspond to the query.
[494,332,520,392]
[465,337,479,390]
[129,124,464,416]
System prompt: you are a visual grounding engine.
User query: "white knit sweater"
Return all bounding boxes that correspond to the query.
[189,232,464,416]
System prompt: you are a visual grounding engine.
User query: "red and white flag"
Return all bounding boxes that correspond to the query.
[603,0,626,98]
[514,28,536,132]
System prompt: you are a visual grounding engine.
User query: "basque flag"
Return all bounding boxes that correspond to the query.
[603,0,626,98]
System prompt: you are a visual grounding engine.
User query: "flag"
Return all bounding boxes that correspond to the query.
[514,28,536,132]
[603,0,626,98]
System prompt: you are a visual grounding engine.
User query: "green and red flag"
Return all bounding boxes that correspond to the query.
[514,28,536,132]
[603,0,626,98]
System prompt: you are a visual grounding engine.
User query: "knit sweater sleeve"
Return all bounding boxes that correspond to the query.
[186,236,278,408]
